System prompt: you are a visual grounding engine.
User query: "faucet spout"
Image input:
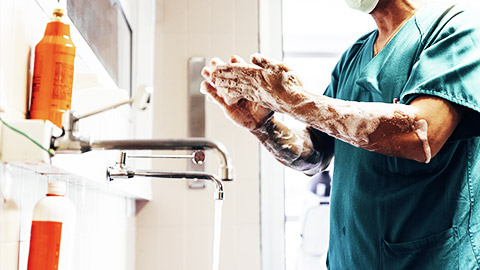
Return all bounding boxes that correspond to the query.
[107,166,224,200]
[138,170,224,200]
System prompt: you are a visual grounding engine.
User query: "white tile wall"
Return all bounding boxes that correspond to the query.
[138,0,261,269]
[209,0,235,35]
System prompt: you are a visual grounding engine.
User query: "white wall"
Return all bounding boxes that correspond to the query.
[135,0,262,269]
[0,0,33,119]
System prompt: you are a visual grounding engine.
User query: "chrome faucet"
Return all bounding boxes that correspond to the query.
[52,85,152,154]
[53,136,234,182]
[107,152,225,200]
[50,86,233,199]
[87,138,233,182]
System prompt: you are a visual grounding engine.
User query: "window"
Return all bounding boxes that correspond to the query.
[67,0,132,95]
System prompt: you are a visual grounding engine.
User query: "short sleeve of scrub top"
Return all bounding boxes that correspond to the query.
[400,3,480,140]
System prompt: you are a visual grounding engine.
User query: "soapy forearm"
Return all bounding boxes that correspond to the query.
[212,56,431,163]
[289,94,431,163]
[251,116,332,174]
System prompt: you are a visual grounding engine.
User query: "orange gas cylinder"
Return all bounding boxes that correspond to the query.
[29,8,75,128]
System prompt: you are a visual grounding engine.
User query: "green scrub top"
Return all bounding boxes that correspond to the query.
[315,2,480,269]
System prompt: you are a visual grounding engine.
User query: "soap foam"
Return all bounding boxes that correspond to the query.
[209,54,432,163]
[255,118,316,167]
[414,119,431,163]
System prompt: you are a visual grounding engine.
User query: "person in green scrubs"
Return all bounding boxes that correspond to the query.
[201,0,480,268]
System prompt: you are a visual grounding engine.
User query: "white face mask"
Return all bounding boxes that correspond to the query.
[344,0,380,13]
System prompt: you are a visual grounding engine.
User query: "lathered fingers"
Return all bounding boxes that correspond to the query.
[230,55,248,64]
[210,57,226,68]
[251,53,291,72]
[201,66,212,81]
[201,81,227,106]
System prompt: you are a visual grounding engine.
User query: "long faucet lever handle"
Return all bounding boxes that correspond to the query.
[75,99,131,120]
[74,86,152,121]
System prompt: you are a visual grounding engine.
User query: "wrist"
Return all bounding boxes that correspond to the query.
[251,112,276,141]
[252,111,274,130]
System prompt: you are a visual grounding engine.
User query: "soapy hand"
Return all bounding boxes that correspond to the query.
[201,56,273,131]
[207,54,305,114]
[203,55,331,174]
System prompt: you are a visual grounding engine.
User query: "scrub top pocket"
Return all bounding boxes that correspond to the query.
[381,226,460,270]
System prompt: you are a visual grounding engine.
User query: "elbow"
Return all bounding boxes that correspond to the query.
[367,135,434,164]
[410,151,431,163]
[409,139,446,164]
[367,122,434,163]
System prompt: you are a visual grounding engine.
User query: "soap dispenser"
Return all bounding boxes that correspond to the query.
[29,7,76,128]
[27,181,76,270]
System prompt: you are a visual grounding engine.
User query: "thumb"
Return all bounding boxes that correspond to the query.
[201,81,229,108]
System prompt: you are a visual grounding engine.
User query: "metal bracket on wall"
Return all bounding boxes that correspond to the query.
[187,57,206,189]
